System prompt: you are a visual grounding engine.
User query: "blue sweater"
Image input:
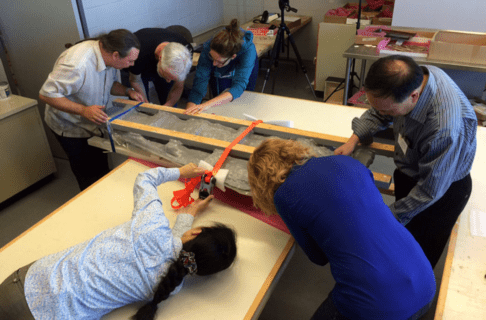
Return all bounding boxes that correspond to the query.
[274,156,436,319]
[188,30,257,104]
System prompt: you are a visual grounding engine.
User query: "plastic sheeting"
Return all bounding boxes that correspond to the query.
[111,109,374,194]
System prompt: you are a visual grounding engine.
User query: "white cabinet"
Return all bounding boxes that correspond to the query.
[314,22,372,96]
[0,95,56,203]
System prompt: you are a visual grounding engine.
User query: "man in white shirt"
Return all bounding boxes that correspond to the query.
[40,29,144,190]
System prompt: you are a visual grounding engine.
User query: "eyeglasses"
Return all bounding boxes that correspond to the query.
[208,52,231,66]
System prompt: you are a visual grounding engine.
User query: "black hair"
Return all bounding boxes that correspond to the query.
[364,55,424,103]
[67,29,141,57]
[210,19,244,57]
[131,223,237,320]
[97,29,140,58]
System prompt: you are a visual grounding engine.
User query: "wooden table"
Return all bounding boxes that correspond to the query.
[434,126,486,319]
[0,160,294,320]
[341,42,486,105]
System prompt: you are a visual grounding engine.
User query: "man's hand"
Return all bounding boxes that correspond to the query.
[334,134,360,156]
[128,89,147,103]
[81,105,108,125]
[179,163,206,179]
[182,195,214,217]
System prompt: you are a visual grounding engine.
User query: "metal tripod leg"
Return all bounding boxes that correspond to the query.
[261,26,284,93]
[261,24,317,100]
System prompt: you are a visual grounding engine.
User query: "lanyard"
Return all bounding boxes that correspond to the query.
[106,102,143,152]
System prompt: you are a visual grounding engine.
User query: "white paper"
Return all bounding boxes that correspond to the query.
[243,114,294,128]
[470,209,486,237]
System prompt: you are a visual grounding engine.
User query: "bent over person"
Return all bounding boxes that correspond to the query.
[185,19,258,115]
[334,55,476,268]
[248,139,436,320]
[40,29,144,191]
[0,163,237,320]
[125,28,193,105]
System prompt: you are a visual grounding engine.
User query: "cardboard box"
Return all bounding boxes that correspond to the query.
[371,17,392,26]
[272,16,301,29]
[355,35,385,45]
[324,77,344,103]
[428,31,486,65]
[324,13,350,24]
[346,17,371,26]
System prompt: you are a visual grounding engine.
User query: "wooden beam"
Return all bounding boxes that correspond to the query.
[112,99,395,157]
[111,119,256,159]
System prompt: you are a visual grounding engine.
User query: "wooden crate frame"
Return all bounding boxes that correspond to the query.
[96,99,395,194]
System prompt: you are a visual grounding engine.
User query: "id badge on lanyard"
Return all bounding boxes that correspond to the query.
[398,133,408,155]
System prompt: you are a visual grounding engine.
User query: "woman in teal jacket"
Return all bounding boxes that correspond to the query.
[185,19,258,114]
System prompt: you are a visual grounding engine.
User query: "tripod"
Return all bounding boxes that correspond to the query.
[261,0,317,100]
[324,0,363,104]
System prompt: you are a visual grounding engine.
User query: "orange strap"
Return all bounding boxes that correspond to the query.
[171,120,263,209]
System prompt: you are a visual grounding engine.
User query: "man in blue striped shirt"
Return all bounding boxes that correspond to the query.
[335,55,476,268]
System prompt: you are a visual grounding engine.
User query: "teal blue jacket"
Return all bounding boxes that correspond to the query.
[188,30,257,104]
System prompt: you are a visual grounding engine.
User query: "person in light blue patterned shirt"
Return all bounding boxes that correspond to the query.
[0,164,237,320]
[335,55,476,268]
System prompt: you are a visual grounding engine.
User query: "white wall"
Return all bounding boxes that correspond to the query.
[82,0,225,38]
[393,0,486,33]
[223,0,350,61]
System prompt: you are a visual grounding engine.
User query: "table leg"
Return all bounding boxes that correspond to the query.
[359,60,367,89]
[343,58,352,105]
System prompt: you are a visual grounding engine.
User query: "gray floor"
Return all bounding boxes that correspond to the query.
[0,60,446,319]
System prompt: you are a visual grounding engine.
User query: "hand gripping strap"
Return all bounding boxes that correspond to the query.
[171,176,201,209]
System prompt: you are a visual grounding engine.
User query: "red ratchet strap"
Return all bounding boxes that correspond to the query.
[171,120,263,209]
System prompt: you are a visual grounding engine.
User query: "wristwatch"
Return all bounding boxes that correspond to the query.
[125,87,135,96]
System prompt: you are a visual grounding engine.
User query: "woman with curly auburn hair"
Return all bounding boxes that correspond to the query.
[248,138,436,320]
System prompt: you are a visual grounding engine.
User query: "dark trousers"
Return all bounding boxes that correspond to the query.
[0,263,35,320]
[53,132,110,191]
[311,290,433,320]
[120,69,176,105]
[209,56,259,97]
[394,170,472,269]
[143,74,174,105]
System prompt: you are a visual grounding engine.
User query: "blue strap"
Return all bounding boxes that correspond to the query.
[106,102,143,153]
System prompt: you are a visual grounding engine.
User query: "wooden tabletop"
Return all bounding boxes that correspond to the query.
[434,126,486,319]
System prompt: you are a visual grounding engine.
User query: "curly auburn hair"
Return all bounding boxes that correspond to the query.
[247,139,315,216]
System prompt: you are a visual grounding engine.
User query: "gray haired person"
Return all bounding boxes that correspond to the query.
[126,28,193,106]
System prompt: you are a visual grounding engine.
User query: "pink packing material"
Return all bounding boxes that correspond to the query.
[326,7,353,17]
[366,0,385,10]
[357,25,390,37]
[129,157,291,234]
[378,8,394,18]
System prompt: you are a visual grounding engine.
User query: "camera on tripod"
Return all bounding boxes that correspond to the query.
[278,0,297,13]
[261,0,317,99]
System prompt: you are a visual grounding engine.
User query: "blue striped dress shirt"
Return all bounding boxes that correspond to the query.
[352,66,477,224]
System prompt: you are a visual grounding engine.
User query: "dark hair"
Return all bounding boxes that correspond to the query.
[97,29,140,58]
[132,223,237,320]
[364,55,424,103]
[210,19,244,57]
